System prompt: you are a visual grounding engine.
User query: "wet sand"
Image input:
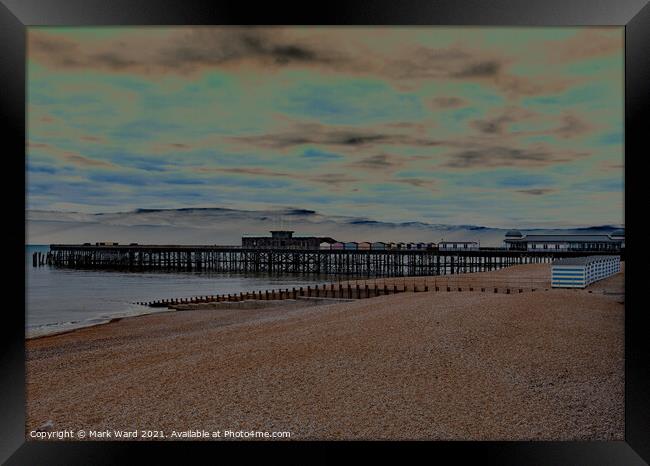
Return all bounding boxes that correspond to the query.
[26,263,624,440]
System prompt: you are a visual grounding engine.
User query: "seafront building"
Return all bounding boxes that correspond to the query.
[240,229,625,253]
[551,256,621,288]
[243,232,441,250]
[503,230,624,252]
[241,230,336,250]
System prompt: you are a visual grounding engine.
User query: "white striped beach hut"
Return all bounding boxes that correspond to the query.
[551,255,620,288]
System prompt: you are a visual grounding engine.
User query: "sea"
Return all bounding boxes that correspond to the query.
[26,245,330,338]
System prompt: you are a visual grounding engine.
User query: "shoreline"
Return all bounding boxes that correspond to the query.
[26,264,624,440]
[25,308,175,341]
[26,262,623,341]
[26,262,622,341]
[26,317,127,342]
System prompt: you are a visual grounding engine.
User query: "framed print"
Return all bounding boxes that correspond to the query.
[1,0,649,464]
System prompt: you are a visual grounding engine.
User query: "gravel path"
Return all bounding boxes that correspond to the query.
[26,264,624,440]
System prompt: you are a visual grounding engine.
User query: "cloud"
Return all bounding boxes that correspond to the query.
[471,115,512,135]
[554,113,590,139]
[517,188,555,195]
[387,46,504,82]
[445,146,589,169]
[229,130,386,150]
[157,29,349,73]
[62,152,113,168]
[393,178,436,190]
[452,61,501,78]
[309,173,359,186]
[29,34,79,62]
[26,27,623,228]
[28,141,114,168]
[227,123,444,150]
[28,28,597,100]
[150,142,193,153]
[470,108,590,140]
[195,166,292,178]
[29,30,501,85]
[545,29,622,64]
[349,154,401,170]
[88,51,138,70]
[492,73,581,100]
[29,28,348,77]
[194,166,360,190]
[470,106,537,135]
[80,135,104,142]
[430,97,466,109]
[598,161,624,172]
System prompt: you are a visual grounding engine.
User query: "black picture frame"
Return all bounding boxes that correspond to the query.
[2,0,648,463]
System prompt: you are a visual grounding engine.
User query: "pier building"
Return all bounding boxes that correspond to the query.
[242,230,335,250]
[504,230,624,252]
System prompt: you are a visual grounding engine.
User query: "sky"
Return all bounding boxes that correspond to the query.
[26,27,624,229]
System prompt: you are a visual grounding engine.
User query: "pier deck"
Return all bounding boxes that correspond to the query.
[40,244,622,277]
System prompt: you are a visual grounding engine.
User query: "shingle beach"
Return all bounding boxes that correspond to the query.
[26,263,624,440]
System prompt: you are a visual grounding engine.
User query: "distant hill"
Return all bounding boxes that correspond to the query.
[26,207,624,247]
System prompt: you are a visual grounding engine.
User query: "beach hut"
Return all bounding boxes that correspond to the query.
[358,242,371,250]
[551,255,620,288]
[344,242,358,250]
[331,242,344,250]
[319,242,332,250]
[372,242,387,250]
[439,241,479,251]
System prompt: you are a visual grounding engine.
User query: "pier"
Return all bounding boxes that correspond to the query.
[40,244,622,277]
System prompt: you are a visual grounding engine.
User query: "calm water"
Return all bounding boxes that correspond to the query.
[26,245,331,338]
